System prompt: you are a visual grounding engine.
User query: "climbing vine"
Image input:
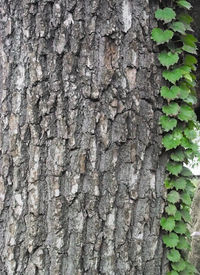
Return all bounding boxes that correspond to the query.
[152,1,199,274]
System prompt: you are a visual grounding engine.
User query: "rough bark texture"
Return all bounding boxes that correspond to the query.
[0,0,167,274]
[189,181,200,273]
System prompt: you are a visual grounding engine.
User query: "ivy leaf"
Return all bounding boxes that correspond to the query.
[170,150,185,162]
[178,104,196,121]
[151,28,174,45]
[179,84,190,100]
[165,178,174,189]
[167,249,181,263]
[182,261,198,274]
[182,34,197,54]
[160,116,177,132]
[158,52,179,68]
[181,192,192,206]
[185,148,195,160]
[163,68,183,84]
[167,190,180,204]
[182,44,197,54]
[182,34,197,46]
[181,136,194,150]
[184,54,197,66]
[179,65,191,74]
[162,102,179,116]
[183,93,197,105]
[170,21,186,34]
[166,161,183,176]
[176,236,190,250]
[174,221,187,234]
[155,8,176,23]
[172,258,186,272]
[167,271,179,275]
[185,179,195,194]
[178,13,193,25]
[184,128,196,140]
[181,167,193,177]
[174,210,182,221]
[162,129,183,150]
[177,13,193,31]
[173,178,187,190]
[160,216,175,231]
[165,204,177,216]
[161,85,180,100]
[180,208,191,222]
[177,0,192,10]
[184,73,193,82]
[163,232,179,248]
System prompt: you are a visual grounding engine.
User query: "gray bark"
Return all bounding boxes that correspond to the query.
[189,181,200,273]
[0,0,167,274]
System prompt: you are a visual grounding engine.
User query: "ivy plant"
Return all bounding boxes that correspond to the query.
[152,0,199,274]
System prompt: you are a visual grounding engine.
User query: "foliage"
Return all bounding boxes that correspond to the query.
[152,0,199,273]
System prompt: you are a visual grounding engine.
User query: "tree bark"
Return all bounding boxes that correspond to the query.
[0,0,167,274]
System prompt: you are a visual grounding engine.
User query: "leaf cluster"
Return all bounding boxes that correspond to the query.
[152,0,199,273]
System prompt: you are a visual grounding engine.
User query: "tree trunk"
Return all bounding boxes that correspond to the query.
[0,0,167,274]
[189,181,200,272]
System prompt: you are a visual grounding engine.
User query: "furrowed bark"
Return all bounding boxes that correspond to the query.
[0,0,167,274]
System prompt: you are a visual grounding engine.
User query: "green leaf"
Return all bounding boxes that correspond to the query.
[167,249,181,262]
[166,161,183,176]
[182,34,197,54]
[173,178,187,190]
[178,104,196,121]
[182,34,197,45]
[172,258,186,272]
[181,192,192,206]
[162,102,180,116]
[161,86,180,100]
[170,150,185,162]
[165,178,174,189]
[177,0,192,10]
[162,129,183,150]
[163,68,183,84]
[158,52,179,68]
[178,13,193,25]
[183,93,197,105]
[176,236,190,250]
[184,73,193,82]
[167,190,180,204]
[179,65,191,74]
[181,33,198,43]
[181,137,194,150]
[174,210,182,221]
[174,221,187,234]
[163,232,179,248]
[151,28,174,45]
[179,83,190,100]
[170,21,186,34]
[184,54,198,66]
[167,272,179,275]
[177,13,193,31]
[184,128,196,139]
[181,167,193,177]
[182,44,197,55]
[165,204,177,216]
[155,8,176,23]
[181,261,198,274]
[160,116,177,132]
[160,216,175,231]
[180,208,191,222]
